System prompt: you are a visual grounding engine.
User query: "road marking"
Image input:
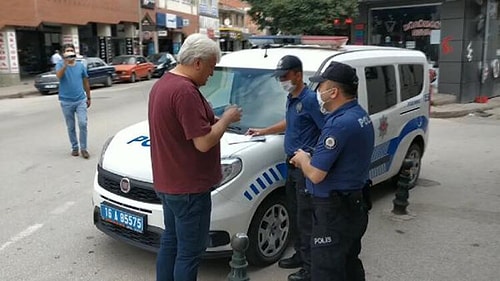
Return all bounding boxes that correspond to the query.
[50,201,75,215]
[0,224,43,252]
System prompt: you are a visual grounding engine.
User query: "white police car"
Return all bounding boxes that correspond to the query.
[92,36,430,265]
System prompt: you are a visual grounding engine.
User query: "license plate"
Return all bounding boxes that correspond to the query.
[45,85,57,89]
[100,203,145,233]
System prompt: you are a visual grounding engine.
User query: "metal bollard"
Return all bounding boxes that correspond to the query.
[227,233,250,281]
[392,159,413,215]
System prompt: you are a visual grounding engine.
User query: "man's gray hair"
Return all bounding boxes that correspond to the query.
[177,33,221,65]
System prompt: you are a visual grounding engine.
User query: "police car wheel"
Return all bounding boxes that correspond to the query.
[394,143,422,189]
[246,194,290,266]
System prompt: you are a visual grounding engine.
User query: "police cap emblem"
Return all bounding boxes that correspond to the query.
[324,137,336,149]
[120,177,131,193]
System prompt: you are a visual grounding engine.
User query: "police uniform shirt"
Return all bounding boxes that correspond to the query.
[284,86,325,157]
[307,100,375,198]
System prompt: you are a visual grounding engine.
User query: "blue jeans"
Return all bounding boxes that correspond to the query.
[156,191,212,281]
[60,99,88,151]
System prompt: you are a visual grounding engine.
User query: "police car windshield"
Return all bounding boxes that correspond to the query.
[200,67,287,134]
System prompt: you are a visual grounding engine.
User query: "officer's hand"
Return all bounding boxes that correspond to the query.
[290,149,311,168]
[221,105,242,124]
[245,128,265,136]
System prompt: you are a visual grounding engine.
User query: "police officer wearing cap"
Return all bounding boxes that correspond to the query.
[290,61,374,281]
[247,55,324,281]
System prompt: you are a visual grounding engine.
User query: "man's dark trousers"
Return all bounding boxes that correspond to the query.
[310,193,369,281]
[285,162,313,270]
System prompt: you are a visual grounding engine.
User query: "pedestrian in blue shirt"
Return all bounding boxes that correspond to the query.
[246,55,324,281]
[290,61,375,281]
[56,43,91,159]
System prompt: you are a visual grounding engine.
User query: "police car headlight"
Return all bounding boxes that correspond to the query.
[98,136,114,167]
[218,158,242,187]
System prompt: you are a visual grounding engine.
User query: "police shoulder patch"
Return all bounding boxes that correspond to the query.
[324,136,336,149]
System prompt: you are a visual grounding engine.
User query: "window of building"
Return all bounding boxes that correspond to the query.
[399,64,424,101]
[365,65,397,114]
[370,5,440,63]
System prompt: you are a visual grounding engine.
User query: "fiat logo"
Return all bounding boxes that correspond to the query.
[120,178,131,193]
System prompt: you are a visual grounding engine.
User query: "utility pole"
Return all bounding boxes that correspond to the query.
[138,0,143,56]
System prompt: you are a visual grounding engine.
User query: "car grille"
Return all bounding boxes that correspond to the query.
[97,165,161,204]
[99,218,161,251]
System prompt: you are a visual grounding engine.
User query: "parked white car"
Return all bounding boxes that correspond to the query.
[92,38,430,266]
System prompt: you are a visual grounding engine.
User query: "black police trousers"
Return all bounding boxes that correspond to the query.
[285,162,313,271]
[310,191,369,281]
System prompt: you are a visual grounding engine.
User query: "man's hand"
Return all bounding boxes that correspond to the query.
[289,149,311,168]
[220,105,242,124]
[245,128,266,136]
[86,98,91,108]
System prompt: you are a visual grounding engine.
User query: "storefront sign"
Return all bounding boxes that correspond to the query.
[166,13,177,29]
[126,38,133,55]
[220,31,241,40]
[403,20,441,37]
[0,32,9,73]
[7,32,19,73]
[0,32,19,74]
[98,36,107,62]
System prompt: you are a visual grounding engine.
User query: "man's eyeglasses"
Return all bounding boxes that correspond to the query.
[65,49,74,52]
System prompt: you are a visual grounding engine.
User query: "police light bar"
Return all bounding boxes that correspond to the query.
[301,36,349,48]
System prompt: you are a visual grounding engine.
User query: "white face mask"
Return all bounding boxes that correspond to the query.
[280,80,297,93]
[316,88,334,114]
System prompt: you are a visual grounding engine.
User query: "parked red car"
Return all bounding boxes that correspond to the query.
[111,55,154,83]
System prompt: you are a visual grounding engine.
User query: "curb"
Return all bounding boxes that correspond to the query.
[431,103,500,118]
[0,90,41,100]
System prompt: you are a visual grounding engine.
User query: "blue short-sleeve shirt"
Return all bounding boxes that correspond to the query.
[284,86,325,156]
[56,61,88,102]
[307,100,375,197]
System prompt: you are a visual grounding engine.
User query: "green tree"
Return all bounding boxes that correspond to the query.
[246,0,358,35]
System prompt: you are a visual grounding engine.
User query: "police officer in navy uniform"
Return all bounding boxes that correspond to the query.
[247,55,324,281]
[290,61,374,281]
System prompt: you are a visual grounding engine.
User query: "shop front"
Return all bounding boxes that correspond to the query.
[356,0,500,103]
[156,13,183,55]
[219,27,251,51]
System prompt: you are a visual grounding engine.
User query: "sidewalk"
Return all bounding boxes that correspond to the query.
[0,77,39,99]
[1,79,500,118]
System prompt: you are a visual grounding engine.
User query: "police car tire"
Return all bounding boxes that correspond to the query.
[246,194,290,266]
[393,143,422,189]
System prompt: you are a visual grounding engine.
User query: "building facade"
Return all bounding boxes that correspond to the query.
[0,0,200,87]
[218,0,253,51]
[355,0,500,103]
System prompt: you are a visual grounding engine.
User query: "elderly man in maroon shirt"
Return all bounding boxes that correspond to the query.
[148,33,242,281]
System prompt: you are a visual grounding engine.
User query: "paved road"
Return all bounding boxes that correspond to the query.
[0,80,499,281]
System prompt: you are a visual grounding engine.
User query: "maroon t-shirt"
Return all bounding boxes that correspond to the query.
[148,72,221,194]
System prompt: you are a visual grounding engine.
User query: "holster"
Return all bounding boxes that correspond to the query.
[362,180,373,211]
